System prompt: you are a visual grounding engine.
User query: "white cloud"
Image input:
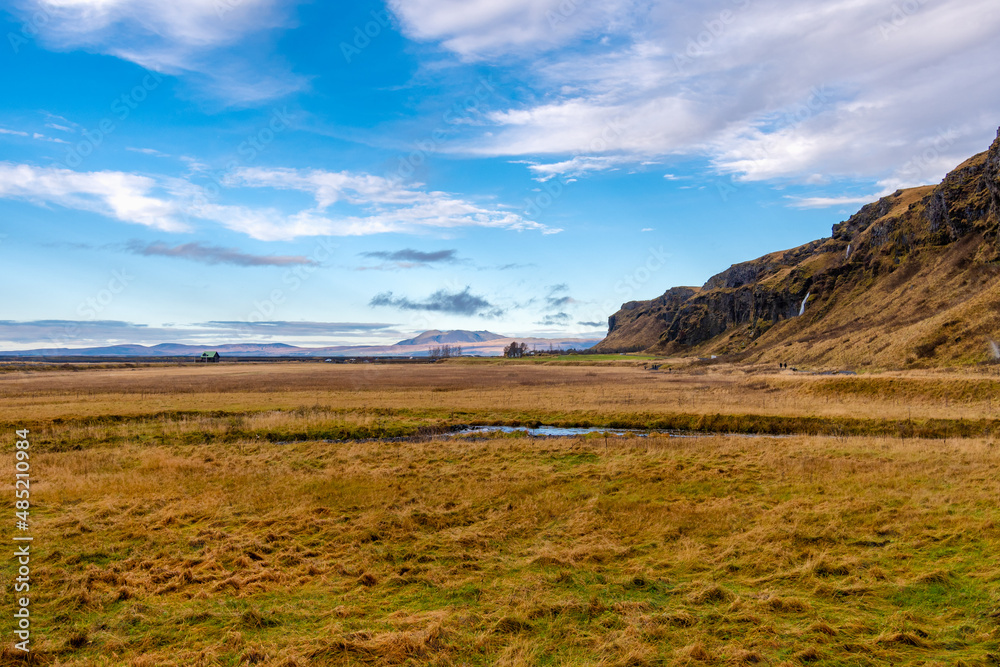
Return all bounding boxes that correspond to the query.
[786,194,880,209]
[389,0,634,58]
[0,162,557,241]
[126,147,170,157]
[467,96,707,158]
[34,133,69,144]
[218,167,559,240]
[42,112,79,131]
[0,162,188,232]
[0,127,69,144]
[517,155,632,181]
[18,0,304,104]
[28,0,285,51]
[397,0,1000,191]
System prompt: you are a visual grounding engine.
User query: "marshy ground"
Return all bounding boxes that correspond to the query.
[2,360,1000,665]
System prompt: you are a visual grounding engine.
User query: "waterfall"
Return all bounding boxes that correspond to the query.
[991,339,1000,360]
[845,244,851,259]
[798,291,810,317]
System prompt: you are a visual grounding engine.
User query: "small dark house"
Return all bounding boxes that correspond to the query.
[197,351,221,363]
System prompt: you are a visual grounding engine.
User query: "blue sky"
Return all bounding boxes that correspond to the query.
[1,0,998,349]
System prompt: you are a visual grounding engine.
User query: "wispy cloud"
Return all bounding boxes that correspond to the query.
[494,262,535,271]
[16,0,305,104]
[42,112,79,132]
[517,155,632,182]
[0,319,399,348]
[0,319,165,346]
[536,312,570,326]
[370,287,503,317]
[220,167,557,239]
[0,162,188,232]
[126,240,318,267]
[786,194,881,209]
[362,249,458,263]
[0,162,554,240]
[544,283,576,309]
[127,147,171,158]
[0,126,70,144]
[395,0,1000,192]
[198,321,397,337]
[389,0,634,58]
[358,248,460,270]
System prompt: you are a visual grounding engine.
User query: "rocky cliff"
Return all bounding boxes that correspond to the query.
[594,128,1000,367]
[599,287,700,352]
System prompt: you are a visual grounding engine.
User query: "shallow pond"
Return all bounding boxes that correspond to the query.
[454,425,694,437]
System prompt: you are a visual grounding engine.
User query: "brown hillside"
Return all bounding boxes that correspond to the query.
[594,128,1000,368]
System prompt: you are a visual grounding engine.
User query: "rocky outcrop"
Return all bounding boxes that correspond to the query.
[593,287,699,352]
[597,128,1000,366]
[987,127,1000,221]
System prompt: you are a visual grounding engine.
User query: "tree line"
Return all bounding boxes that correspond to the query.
[503,341,528,358]
[428,345,462,359]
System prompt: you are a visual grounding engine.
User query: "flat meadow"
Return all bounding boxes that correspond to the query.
[2,359,1000,665]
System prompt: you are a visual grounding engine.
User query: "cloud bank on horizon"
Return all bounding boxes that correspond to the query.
[1,0,997,348]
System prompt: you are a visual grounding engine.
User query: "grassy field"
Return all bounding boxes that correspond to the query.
[3,361,1000,665]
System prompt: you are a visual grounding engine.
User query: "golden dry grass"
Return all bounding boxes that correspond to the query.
[2,362,1000,665]
[3,362,1000,425]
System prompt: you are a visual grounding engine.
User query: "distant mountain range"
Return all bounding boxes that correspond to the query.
[594,127,1000,367]
[394,330,505,346]
[0,330,598,358]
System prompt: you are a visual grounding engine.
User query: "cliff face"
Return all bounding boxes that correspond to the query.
[595,287,700,352]
[596,128,1000,367]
